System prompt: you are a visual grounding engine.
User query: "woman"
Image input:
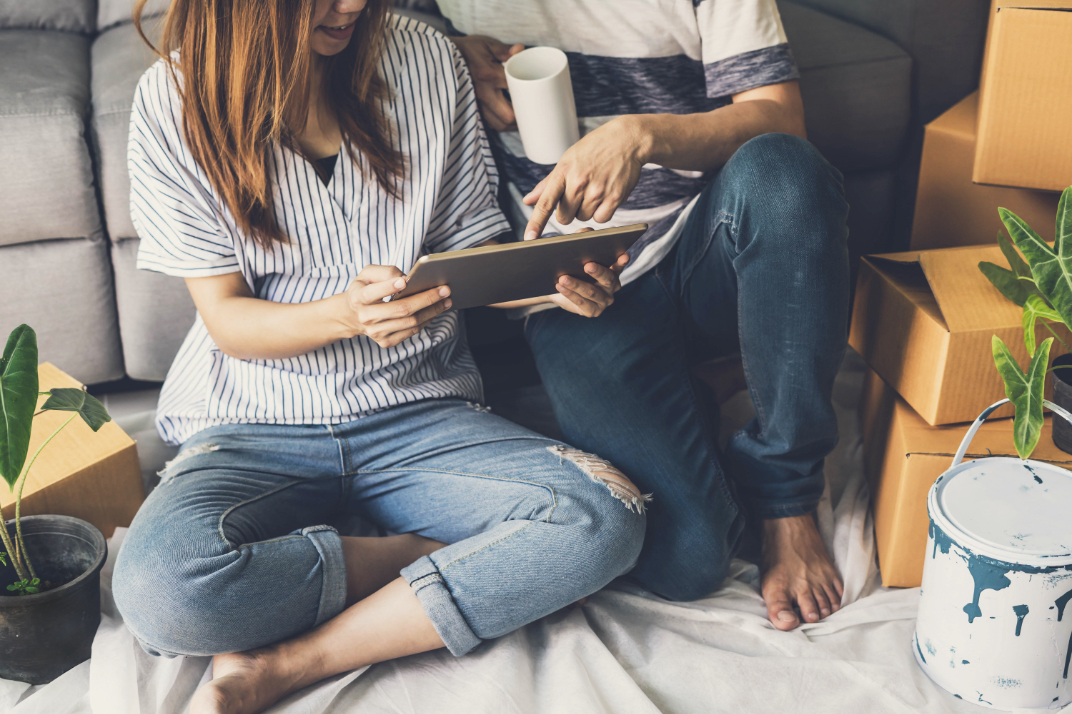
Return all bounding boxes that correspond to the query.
[111,1,645,712]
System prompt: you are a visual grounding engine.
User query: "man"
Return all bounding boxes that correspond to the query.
[438,0,850,629]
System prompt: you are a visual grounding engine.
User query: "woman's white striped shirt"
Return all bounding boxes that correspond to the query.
[129,16,509,446]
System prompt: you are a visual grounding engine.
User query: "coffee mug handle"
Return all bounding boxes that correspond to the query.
[951,398,1072,467]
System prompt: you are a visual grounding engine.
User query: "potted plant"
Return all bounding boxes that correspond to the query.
[0,324,113,684]
[978,185,1072,458]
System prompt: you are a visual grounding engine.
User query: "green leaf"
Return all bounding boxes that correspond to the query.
[998,230,1034,280]
[1002,207,1072,328]
[1022,294,1063,356]
[993,335,1052,459]
[41,388,111,432]
[0,326,39,490]
[1057,187,1071,256]
[980,262,1030,306]
[0,552,6,567]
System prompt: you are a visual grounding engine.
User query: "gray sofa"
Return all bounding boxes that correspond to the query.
[0,0,988,392]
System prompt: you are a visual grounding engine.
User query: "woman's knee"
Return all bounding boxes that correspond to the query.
[551,446,648,584]
[112,517,245,655]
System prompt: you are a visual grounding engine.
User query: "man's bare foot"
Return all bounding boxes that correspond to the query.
[190,648,312,714]
[760,514,843,630]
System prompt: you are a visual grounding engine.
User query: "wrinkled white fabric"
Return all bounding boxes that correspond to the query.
[6,356,1060,714]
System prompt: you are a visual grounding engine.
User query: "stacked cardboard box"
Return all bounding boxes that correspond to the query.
[859,0,1072,588]
[911,0,1071,250]
[0,363,144,538]
[860,368,1072,586]
[851,248,1072,586]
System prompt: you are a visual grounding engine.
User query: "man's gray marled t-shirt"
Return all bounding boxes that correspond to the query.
[437,0,800,284]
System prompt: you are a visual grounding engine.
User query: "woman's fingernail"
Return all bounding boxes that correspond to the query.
[821,608,831,617]
[439,287,450,297]
[777,611,796,623]
[586,264,597,273]
[444,299,453,309]
[525,230,537,241]
[561,277,573,286]
[394,279,406,289]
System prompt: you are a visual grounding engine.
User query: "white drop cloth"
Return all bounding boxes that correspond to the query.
[3,356,1067,714]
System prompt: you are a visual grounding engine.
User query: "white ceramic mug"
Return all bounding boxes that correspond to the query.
[504,47,580,165]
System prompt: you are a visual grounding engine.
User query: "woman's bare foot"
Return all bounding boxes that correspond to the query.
[760,514,843,630]
[190,651,288,714]
[190,648,313,714]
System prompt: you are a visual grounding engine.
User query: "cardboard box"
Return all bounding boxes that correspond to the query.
[910,92,1060,250]
[974,3,1072,191]
[861,368,1072,587]
[849,244,1071,426]
[1,363,144,538]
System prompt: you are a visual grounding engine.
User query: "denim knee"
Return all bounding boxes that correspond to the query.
[113,523,345,657]
[721,133,848,255]
[553,465,647,591]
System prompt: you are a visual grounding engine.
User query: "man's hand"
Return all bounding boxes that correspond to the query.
[522,115,649,241]
[344,265,452,348]
[548,256,629,317]
[448,35,525,131]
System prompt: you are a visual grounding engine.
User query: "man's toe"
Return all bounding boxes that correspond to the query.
[812,586,832,618]
[824,583,842,613]
[796,588,820,623]
[765,592,799,630]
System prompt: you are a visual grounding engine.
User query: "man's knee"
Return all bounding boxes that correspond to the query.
[714,133,848,262]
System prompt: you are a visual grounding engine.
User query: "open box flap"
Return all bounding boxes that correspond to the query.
[867,245,1022,333]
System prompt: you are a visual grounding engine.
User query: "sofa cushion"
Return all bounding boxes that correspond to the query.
[0,0,95,33]
[111,238,196,381]
[0,31,102,247]
[0,238,124,385]
[92,20,161,242]
[97,0,168,32]
[779,1,911,173]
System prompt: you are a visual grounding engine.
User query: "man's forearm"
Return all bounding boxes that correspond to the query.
[632,92,806,174]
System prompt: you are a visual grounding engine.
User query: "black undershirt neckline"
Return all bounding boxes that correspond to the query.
[315,154,338,185]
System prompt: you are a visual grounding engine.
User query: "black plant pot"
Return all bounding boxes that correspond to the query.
[1052,353,1072,455]
[0,515,106,684]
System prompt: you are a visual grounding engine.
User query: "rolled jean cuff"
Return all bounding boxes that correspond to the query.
[401,556,481,656]
[299,525,348,627]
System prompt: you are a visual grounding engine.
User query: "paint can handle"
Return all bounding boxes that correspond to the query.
[951,398,1072,467]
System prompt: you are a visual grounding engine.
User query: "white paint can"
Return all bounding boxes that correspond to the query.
[914,399,1072,710]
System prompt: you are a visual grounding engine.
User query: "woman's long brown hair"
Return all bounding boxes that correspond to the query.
[134,0,404,247]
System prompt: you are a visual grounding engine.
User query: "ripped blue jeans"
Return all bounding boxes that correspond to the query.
[111,399,646,657]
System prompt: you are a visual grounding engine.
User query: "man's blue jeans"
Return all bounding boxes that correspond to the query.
[524,133,850,602]
[112,399,645,657]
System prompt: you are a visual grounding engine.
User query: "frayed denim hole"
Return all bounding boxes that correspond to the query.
[547,445,652,514]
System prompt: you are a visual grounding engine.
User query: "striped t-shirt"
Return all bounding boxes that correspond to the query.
[436,0,799,283]
[130,16,510,446]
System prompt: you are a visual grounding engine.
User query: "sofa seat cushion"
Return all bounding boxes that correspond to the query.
[779,0,911,173]
[0,238,124,385]
[0,0,95,33]
[0,30,101,247]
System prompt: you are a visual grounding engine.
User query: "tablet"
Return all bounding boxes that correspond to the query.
[396,224,647,310]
